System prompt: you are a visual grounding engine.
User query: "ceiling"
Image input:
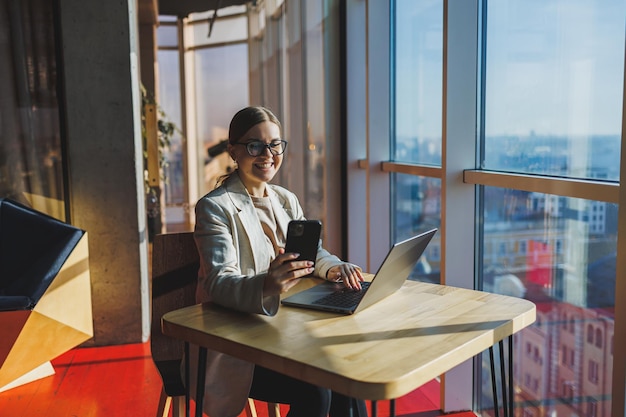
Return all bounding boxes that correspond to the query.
[138,0,252,24]
[158,0,251,18]
[138,0,251,23]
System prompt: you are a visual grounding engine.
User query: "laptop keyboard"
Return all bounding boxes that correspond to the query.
[312,281,371,308]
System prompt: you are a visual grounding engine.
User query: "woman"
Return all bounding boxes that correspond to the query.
[193,106,367,417]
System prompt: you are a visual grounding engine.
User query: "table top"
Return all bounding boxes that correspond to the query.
[161,278,536,400]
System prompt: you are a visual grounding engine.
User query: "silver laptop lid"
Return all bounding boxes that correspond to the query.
[353,228,437,314]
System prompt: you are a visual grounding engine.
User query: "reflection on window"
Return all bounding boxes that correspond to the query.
[480,187,616,417]
[483,0,625,180]
[0,0,65,220]
[302,1,327,223]
[393,0,443,165]
[192,44,249,195]
[392,174,441,283]
[157,16,249,227]
[157,50,184,206]
[157,24,178,48]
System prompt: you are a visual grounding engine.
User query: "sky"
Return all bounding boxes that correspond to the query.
[394,0,626,138]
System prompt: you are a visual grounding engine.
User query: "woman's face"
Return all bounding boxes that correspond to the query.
[228,121,283,196]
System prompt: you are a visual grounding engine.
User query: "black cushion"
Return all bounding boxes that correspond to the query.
[0,295,33,311]
[0,198,84,310]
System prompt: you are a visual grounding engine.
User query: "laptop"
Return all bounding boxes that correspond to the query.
[281,228,438,314]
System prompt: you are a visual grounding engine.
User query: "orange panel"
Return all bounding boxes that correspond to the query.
[0,233,93,390]
[0,311,30,366]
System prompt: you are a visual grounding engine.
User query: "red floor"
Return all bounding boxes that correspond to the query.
[0,342,474,417]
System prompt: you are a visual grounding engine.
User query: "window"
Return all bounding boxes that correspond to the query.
[300,0,331,224]
[352,0,624,414]
[475,0,622,411]
[192,44,249,194]
[393,0,442,166]
[157,12,250,227]
[532,378,539,393]
[393,175,441,282]
[391,0,443,282]
[0,0,67,219]
[477,4,620,411]
[246,0,343,249]
[588,360,599,384]
[482,1,623,182]
[595,328,603,348]
[156,45,184,205]
[563,381,575,403]
[587,399,598,417]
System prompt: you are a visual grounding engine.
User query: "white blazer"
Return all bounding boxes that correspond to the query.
[191,173,342,417]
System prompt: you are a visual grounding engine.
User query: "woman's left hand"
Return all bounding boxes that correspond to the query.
[326,263,364,290]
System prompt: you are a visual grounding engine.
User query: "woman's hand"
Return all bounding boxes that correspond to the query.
[263,248,314,296]
[326,263,364,290]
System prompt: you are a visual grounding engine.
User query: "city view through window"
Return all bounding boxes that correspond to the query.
[393,0,620,415]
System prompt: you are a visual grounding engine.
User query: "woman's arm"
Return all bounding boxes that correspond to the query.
[194,196,279,315]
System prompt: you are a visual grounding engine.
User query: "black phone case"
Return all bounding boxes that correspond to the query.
[285,220,322,263]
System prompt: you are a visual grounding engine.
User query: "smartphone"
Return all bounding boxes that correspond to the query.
[285,220,322,268]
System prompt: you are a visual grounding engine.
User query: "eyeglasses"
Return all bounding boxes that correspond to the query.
[235,139,288,157]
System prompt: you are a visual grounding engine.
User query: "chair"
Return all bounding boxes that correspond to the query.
[0,198,93,392]
[151,232,280,417]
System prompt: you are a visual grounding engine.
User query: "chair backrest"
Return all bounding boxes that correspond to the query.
[151,231,199,396]
[150,231,282,417]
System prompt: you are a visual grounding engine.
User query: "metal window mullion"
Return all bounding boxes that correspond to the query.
[441,0,480,412]
[463,170,619,204]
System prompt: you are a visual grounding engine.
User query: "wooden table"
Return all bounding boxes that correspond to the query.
[162,278,536,416]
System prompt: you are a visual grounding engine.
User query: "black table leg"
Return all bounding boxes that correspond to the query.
[489,346,500,417]
[508,335,514,416]
[196,346,207,417]
[184,342,190,417]
[499,340,509,417]
[371,400,377,417]
[490,337,515,417]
